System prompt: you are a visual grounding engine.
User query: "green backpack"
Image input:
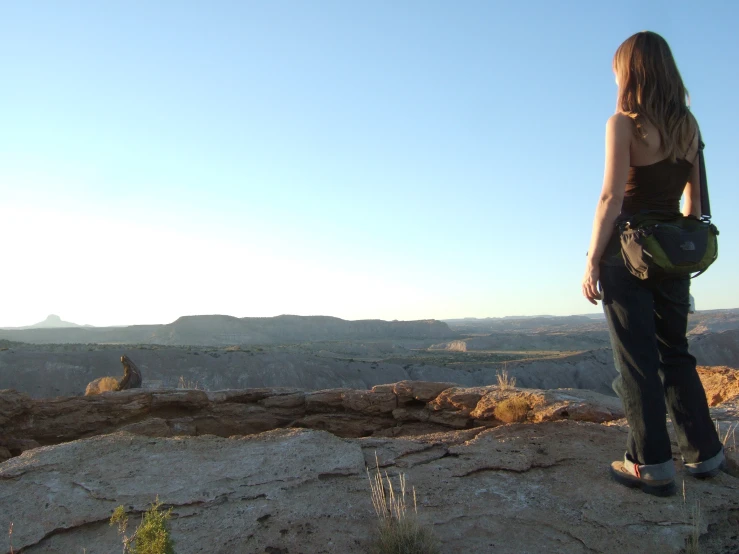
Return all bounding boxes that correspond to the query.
[618,135,719,280]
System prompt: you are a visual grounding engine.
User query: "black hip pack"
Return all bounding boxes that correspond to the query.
[618,134,719,280]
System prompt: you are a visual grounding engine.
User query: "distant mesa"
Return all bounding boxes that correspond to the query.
[0,314,456,346]
[1,310,736,348]
[23,314,87,329]
[0,314,90,330]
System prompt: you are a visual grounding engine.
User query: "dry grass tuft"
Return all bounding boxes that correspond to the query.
[8,522,13,554]
[686,500,701,554]
[714,419,739,477]
[177,376,204,390]
[496,366,516,390]
[494,396,530,423]
[715,419,737,452]
[682,481,702,554]
[367,454,439,554]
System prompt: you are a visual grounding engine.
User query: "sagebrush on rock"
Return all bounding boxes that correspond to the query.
[494,396,530,423]
[111,497,175,554]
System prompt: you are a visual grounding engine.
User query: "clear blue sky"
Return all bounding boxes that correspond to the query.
[1,1,737,327]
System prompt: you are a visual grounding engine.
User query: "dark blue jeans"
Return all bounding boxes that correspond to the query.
[600,261,722,475]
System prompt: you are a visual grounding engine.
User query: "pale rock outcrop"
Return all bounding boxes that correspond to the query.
[2,423,738,553]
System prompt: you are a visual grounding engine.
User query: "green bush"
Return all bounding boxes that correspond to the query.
[111,498,175,554]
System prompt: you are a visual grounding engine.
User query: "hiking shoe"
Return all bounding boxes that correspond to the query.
[610,461,677,497]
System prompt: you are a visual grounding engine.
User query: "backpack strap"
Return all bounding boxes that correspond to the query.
[698,133,711,219]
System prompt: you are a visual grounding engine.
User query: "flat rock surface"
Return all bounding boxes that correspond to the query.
[2,421,738,554]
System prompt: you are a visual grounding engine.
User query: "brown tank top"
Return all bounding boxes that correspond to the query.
[603,133,697,263]
[620,126,697,217]
[620,157,693,217]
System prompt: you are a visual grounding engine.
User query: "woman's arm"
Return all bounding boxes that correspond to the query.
[582,113,631,304]
[682,140,702,217]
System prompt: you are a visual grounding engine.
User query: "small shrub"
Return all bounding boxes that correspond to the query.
[494,396,530,423]
[111,498,175,554]
[367,454,439,554]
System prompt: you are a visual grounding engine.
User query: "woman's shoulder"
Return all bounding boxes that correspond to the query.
[607,112,634,130]
[606,112,635,144]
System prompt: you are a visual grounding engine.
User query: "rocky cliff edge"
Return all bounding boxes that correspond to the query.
[1,367,738,553]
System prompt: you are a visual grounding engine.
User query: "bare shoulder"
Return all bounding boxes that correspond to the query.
[605,113,633,149]
[606,112,633,135]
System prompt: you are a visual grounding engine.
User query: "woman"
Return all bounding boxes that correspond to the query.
[582,31,724,497]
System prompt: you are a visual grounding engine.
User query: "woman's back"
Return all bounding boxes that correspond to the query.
[628,118,697,166]
[621,117,699,216]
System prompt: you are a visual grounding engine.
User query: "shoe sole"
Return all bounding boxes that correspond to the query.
[610,466,677,497]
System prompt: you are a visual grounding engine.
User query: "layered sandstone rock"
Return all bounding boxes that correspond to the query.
[1,368,735,463]
[0,382,623,461]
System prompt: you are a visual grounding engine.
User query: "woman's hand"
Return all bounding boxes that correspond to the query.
[582,263,602,305]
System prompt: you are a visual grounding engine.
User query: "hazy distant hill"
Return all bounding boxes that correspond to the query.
[1,314,89,330]
[688,329,739,366]
[444,309,739,335]
[0,315,456,346]
[444,315,606,333]
[688,309,739,334]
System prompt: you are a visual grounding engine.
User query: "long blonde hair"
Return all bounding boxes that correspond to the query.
[613,31,695,162]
